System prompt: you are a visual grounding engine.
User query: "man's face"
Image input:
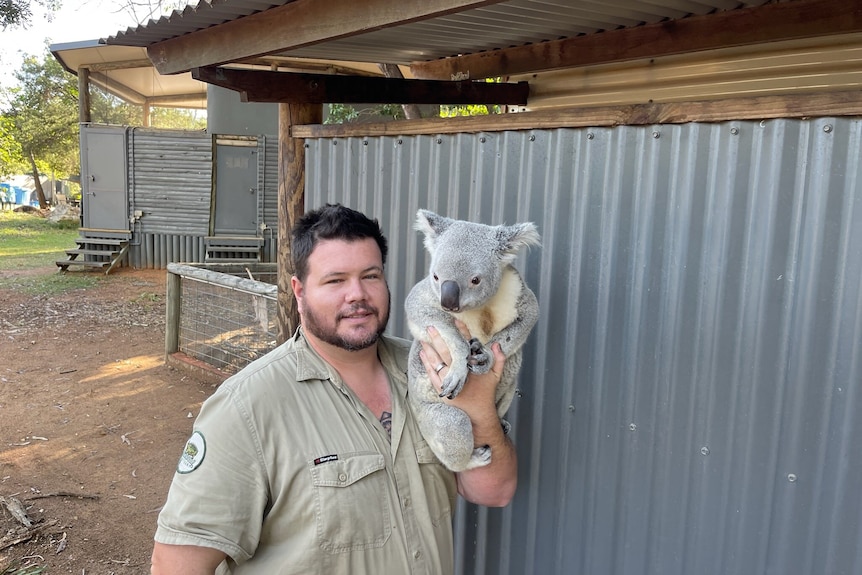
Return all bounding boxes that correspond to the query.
[292,237,390,351]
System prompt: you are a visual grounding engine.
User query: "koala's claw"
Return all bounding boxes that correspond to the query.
[439,368,467,399]
[466,337,492,374]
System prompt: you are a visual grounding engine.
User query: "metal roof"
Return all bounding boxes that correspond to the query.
[105,0,772,65]
[51,40,208,109]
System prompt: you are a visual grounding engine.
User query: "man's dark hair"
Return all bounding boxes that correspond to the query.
[291,204,389,281]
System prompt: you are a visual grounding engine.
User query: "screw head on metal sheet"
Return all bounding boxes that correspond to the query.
[363,140,368,145]
[700,447,710,456]
[823,125,833,133]
[629,423,637,432]
[479,137,486,143]
[568,405,575,412]
[653,131,661,139]
[730,127,739,135]
[332,140,337,145]
[530,135,536,141]
[436,138,442,144]
[397,139,403,145]
[587,133,594,140]
[787,473,797,483]
[515,388,523,398]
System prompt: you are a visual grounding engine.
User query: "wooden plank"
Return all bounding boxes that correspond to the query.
[411,0,862,80]
[65,249,119,256]
[191,67,529,105]
[148,0,508,75]
[291,90,862,138]
[56,260,109,269]
[75,237,127,245]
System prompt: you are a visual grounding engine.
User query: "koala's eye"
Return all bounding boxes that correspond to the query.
[471,276,481,285]
[433,274,439,281]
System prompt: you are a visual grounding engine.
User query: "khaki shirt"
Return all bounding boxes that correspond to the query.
[155,330,457,574]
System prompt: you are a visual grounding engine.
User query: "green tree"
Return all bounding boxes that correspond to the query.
[0,0,58,29]
[150,107,207,130]
[0,115,27,177]
[2,52,79,208]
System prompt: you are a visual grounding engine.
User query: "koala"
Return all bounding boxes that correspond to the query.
[405,209,540,471]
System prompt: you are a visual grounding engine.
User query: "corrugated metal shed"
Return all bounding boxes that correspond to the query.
[305,117,862,575]
[78,126,283,269]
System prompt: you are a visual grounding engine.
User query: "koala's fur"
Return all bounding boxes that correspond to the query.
[405,209,540,471]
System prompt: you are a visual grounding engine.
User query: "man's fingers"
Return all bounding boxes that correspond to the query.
[490,343,505,377]
[424,325,453,365]
[453,319,472,340]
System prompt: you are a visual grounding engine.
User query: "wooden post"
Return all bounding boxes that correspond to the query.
[78,67,91,123]
[277,103,323,344]
[165,270,181,359]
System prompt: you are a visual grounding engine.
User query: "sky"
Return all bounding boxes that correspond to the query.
[1,0,169,87]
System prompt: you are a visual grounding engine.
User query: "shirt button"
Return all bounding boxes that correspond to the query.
[403,497,411,508]
[338,473,347,482]
[414,550,421,559]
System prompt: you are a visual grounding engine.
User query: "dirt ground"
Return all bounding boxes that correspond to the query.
[0,267,219,574]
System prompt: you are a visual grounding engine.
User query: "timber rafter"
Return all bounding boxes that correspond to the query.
[191,66,529,105]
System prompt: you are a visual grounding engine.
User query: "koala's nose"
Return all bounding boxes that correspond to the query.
[440,280,460,311]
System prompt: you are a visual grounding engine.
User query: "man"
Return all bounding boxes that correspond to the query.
[151,204,517,574]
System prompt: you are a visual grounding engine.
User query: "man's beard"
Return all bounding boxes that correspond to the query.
[303,292,390,351]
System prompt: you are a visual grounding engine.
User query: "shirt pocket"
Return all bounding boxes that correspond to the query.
[416,441,456,527]
[309,452,390,553]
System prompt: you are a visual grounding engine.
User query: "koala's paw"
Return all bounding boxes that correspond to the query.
[439,364,468,399]
[466,337,492,374]
[467,445,492,469]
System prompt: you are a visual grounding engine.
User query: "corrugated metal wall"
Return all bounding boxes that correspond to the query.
[259,134,279,263]
[126,127,212,268]
[305,118,862,575]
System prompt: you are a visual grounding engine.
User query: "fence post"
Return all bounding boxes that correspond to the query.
[165,269,181,360]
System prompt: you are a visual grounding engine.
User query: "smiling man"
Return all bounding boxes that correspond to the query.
[150,204,517,575]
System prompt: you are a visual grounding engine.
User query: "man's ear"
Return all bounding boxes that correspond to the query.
[291,276,304,313]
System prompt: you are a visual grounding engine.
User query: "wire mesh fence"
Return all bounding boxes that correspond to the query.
[166,262,279,374]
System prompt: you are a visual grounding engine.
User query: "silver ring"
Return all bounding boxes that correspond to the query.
[434,362,447,374]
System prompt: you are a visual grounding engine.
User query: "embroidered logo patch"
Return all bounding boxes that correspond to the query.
[314,454,338,466]
[177,431,206,474]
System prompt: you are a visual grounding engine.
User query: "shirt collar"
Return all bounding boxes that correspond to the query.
[292,327,408,388]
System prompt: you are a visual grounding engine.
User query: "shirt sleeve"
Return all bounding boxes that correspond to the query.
[154,384,269,563]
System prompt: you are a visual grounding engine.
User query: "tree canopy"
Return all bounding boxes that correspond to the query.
[0,0,59,29]
[1,52,78,206]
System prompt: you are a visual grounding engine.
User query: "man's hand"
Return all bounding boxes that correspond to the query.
[418,323,517,507]
[419,324,504,428]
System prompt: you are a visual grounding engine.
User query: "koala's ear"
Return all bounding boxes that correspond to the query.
[497,222,541,264]
[415,209,453,252]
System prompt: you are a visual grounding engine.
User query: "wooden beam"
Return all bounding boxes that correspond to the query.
[411,0,862,80]
[277,103,323,344]
[148,0,507,75]
[77,67,91,123]
[191,67,529,105]
[88,71,146,105]
[291,90,862,138]
[83,59,154,73]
